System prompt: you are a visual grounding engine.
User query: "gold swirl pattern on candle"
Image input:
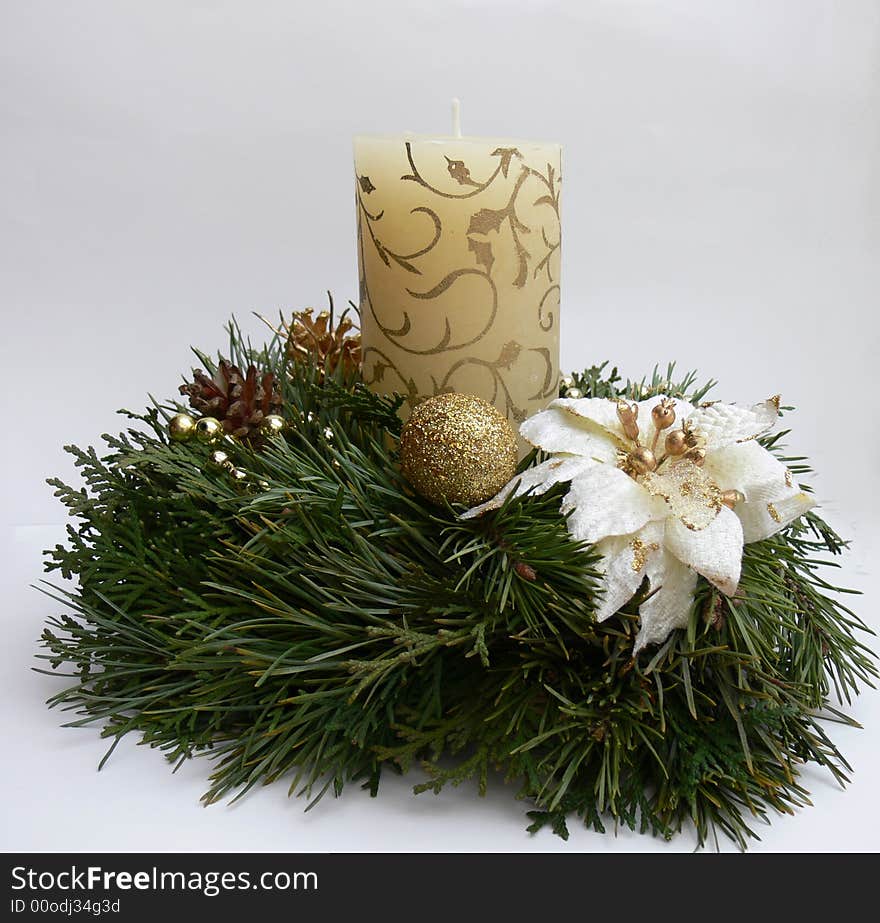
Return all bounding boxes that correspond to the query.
[354,136,561,428]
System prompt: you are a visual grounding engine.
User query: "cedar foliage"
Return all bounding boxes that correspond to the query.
[39,319,876,849]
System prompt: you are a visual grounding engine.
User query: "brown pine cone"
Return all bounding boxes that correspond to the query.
[179,359,282,440]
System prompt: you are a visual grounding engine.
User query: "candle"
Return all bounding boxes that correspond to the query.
[354,105,561,433]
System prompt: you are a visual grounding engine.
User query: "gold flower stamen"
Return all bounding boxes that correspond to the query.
[650,398,676,452]
[721,489,744,509]
[616,400,640,443]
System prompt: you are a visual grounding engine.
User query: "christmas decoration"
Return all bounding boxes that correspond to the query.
[282,304,361,377]
[260,414,286,437]
[194,416,223,443]
[464,393,814,651]
[167,411,197,442]
[39,324,876,851]
[207,448,232,470]
[179,358,282,440]
[399,392,518,506]
[229,467,248,484]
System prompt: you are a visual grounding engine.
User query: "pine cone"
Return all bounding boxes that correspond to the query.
[285,308,361,376]
[179,359,282,440]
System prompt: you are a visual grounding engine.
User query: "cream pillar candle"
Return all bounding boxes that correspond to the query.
[354,115,561,430]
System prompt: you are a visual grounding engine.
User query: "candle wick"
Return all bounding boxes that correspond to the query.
[451,97,462,139]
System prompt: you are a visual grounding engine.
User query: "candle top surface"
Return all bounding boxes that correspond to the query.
[354,133,561,150]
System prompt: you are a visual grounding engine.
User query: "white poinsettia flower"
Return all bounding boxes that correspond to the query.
[463,393,815,651]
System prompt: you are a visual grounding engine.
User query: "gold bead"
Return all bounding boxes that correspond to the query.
[258,480,270,491]
[564,387,584,400]
[208,449,232,470]
[229,467,248,483]
[684,447,707,467]
[399,392,517,506]
[628,446,657,474]
[665,429,688,456]
[195,416,223,443]
[560,375,575,391]
[616,401,640,442]
[721,489,744,509]
[323,426,334,441]
[168,412,197,442]
[260,414,285,437]
[651,400,676,431]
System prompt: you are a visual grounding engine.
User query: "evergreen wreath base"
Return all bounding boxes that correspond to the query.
[40,319,876,849]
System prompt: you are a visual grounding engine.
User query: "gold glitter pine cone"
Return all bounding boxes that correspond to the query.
[284,307,361,376]
[399,392,517,506]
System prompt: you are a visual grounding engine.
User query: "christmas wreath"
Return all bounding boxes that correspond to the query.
[40,308,876,849]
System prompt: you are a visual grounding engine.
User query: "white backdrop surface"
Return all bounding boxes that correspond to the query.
[2,0,878,852]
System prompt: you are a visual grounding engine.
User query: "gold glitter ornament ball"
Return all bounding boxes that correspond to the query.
[399,392,517,506]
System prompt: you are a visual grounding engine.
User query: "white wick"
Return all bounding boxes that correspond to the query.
[451,97,462,138]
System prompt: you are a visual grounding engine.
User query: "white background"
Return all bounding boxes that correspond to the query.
[2,0,878,852]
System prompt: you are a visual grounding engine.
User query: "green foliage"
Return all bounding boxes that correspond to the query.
[38,324,876,849]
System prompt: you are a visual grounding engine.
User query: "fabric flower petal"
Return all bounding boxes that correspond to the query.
[634,551,699,652]
[687,398,780,449]
[703,440,816,542]
[593,521,665,622]
[664,506,744,596]
[736,490,816,543]
[561,464,667,544]
[642,458,723,531]
[703,439,791,499]
[550,397,628,444]
[461,455,595,519]
[520,406,618,462]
